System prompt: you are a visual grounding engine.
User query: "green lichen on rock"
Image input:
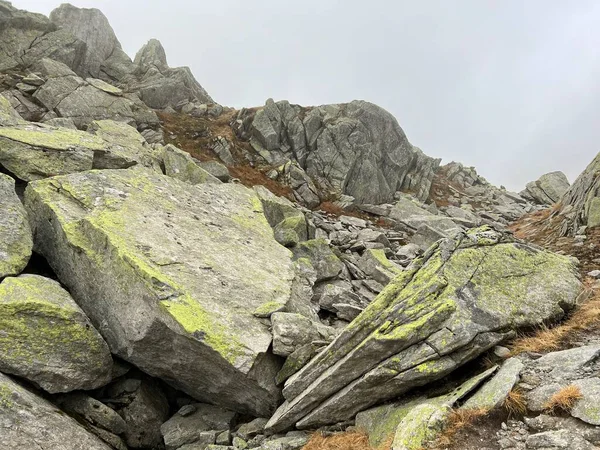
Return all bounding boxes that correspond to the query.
[391,403,450,450]
[160,143,221,186]
[292,238,343,281]
[266,226,582,433]
[0,174,33,278]
[254,301,287,318]
[25,168,293,416]
[587,197,600,228]
[0,123,106,150]
[0,274,112,393]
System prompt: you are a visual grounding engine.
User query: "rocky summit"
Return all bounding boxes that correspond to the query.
[1,2,600,450]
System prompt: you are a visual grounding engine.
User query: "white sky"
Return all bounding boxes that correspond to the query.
[12,0,600,191]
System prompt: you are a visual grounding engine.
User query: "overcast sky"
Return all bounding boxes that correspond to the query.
[12,0,600,191]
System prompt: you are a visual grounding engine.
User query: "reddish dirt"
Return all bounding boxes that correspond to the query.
[158,110,294,199]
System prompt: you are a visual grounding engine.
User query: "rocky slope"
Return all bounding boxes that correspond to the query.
[0,2,599,450]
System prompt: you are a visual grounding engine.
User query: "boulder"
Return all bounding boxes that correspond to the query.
[25,168,294,416]
[0,95,26,126]
[55,392,127,435]
[160,404,236,450]
[160,144,221,185]
[291,239,344,282]
[0,173,32,278]
[0,274,113,393]
[0,123,99,181]
[271,312,335,357]
[0,372,111,449]
[265,226,581,432]
[462,357,524,410]
[238,99,440,204]
[520,171,570,205]
[0,121,161,182]
[389,196,460,236]
[356,366,496,448]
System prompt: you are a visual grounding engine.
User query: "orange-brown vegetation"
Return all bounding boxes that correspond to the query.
[543,385,583,413]
[302,430,390,450]
[431,408,488,448]
[503,389,528,416]
[510,287,600,355]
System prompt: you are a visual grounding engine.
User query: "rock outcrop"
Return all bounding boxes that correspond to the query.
[25,168,293,416]
[235,99,441,205]
[521,171,570,205]
[558,151,600,235]
[266,226,581,431]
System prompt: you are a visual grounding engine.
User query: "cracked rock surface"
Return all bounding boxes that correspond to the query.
[266,226,581,432]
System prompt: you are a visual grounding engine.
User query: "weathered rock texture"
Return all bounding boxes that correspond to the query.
[0,173,32,278]
[520,171,570,206]
[558,151,600,235]
[0,373,112,449]
[25,168,294,416]
[0,274,112,393]
[235,99,441,204]
[266,226,581,431]
[0,2,213,120]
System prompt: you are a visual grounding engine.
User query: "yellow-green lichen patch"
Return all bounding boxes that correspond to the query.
[0,124,106,151]
[0,275,112,391]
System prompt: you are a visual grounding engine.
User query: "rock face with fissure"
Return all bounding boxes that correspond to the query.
[25,168,295,416]
[236,99,441,204]
[265,226,581,432]
[558,151,600,235]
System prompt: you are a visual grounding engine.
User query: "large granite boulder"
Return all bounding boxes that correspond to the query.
[25,168,294,416]
[0,372,112,449]
[558,151,600,235]
[520,171,570,205]
[236,99,441,204]
[0,173,32,278]
[265,226,581,432]
[0,274,112,393]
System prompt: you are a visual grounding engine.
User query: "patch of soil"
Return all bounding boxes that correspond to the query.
[158,110,295,199]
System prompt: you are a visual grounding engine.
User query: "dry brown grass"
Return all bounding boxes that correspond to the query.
[503,389,528,416]
[510,288,600,355]
[543,385,583,413]
[432,408,488,448]
[302,430,390,450]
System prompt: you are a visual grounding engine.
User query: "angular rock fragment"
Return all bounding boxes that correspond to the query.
[0,274,112,393]
[0,173,32,278]
[0,372,112,449]
[266,226,581,431]
[25,168,293,416]
[462,357,524,411]
[161,403,235,450]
